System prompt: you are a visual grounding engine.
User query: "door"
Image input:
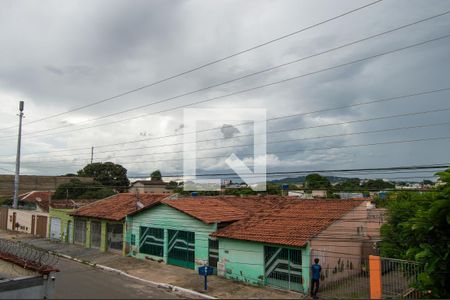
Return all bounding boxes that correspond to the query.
[90,221,101,249]
[67,221,73,243]
[0,207,9,230]
[167,230,195,269]
[139,226,164,257]
[107,223,123,251]
[264,246,303,292]
[208,238,219,268]
[12,212,16,231]
[50,218,61,240]
[74,219,86,245]
[31,215,36,235]
[35,215,48,237]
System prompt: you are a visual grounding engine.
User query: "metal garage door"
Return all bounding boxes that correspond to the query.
[264,246,303,292]
[74,219,86,245]
[91,221,101,248]
[139,226,164,257]
[167,230,195,269]
[67,221,73,243]
[50,218,61,240]
[107,223,123,251]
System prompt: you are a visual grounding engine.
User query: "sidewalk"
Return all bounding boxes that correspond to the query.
[0,230,302,299]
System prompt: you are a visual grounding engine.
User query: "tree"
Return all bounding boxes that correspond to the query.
[363,179,394,190]
[166,180,178,189]
[304,174,331,189]
[334,178,361,191]
[77,162,130,192]
[150,170,162,181]
[380,168,450,298]
[53,179,116,200]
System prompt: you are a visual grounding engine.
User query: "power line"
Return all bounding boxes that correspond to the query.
[3,86,449,158]
[13,133,450,168]
[0,0,383,132]
[3,32,449,140]
[11,118,450,163]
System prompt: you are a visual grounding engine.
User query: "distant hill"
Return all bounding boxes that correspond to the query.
[270,176,359,184]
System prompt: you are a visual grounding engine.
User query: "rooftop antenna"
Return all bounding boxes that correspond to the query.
[12,101,24,209]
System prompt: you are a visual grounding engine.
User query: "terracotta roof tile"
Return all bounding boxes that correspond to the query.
[71,193,168,221]
[50,199,99,209]
[19,191,54,212]
[212,199,364,247]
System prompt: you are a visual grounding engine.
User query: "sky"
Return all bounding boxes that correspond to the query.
[0,0,449,182]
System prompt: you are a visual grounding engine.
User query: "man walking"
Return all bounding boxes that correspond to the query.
[311,258,322,299]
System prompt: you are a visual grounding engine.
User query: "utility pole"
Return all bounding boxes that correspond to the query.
[90,146,94,164]
[12,101,24,209]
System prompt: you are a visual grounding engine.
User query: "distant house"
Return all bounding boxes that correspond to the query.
[129,180,171,194]
[311,190,327,198]
[48,199,98,242]
[70,193,169,253]
[6,191,53,237]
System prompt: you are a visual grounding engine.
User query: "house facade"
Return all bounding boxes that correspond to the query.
[129,180,171,194]
[70,193,168,253]
[47,199,97,241]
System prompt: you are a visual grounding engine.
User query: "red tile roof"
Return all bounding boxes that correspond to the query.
[50,199,99,209]
[71,193,168,221]
[212,199,364,247]
[161,198,248,224]
[19,191,54,212]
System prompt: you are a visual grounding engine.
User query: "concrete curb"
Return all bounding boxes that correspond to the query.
[55,252,215,299]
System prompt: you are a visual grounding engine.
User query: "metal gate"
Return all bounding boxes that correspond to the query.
[107,223,123,251]
[208,238,219,268]
[264,246,303,292]
[0,207,7,230]
[90,221,101,248]
[167,230,195,269]
[67,221,73,243]
[35,215,47,237]
[381,257,424,299]
[50,218,61,240]
[74,219,86,245]
[139,226,164,257]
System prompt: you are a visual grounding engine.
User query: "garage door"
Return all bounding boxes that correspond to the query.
[74,219,86,245]
[91,221,101,249]
[50,218,61,240]
[167,230,195,269]
[264,246,303,292]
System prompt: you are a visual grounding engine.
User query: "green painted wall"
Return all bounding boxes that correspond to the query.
[48,208,75,242]
[218,237,310,294]
[126,204,216,269]
[218,238,265,286]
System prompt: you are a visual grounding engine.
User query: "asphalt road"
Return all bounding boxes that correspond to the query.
[52,258,180,299]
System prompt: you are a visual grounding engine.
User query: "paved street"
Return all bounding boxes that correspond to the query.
[53,258,180,299]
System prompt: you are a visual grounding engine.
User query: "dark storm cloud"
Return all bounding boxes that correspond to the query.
[0,0,449,178]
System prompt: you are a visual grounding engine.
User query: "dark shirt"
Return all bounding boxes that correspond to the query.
[311,263,322,280]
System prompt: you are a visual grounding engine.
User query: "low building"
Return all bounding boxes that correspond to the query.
[129,180,171,194]
[124,196,295,270]
[71,193,168,254]
[47,199,98,241]
[213,199,370,294]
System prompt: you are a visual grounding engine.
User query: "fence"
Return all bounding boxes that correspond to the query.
[310,250,425,299]
[380,257,425,299]
[0,238,59,274]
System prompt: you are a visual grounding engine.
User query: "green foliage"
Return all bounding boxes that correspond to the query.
[77,162,130,192]
[380,168,450,298]
[304,173,331,189]
[364,179,394,190]
[166,180,178,189]
[334,178,361,191]
[150,170,162,181]
[53,179,116,200]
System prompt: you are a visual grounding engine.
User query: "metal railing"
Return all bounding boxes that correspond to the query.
[312,250,370,299]
[0,238,59,273]
[381,257,425,299]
